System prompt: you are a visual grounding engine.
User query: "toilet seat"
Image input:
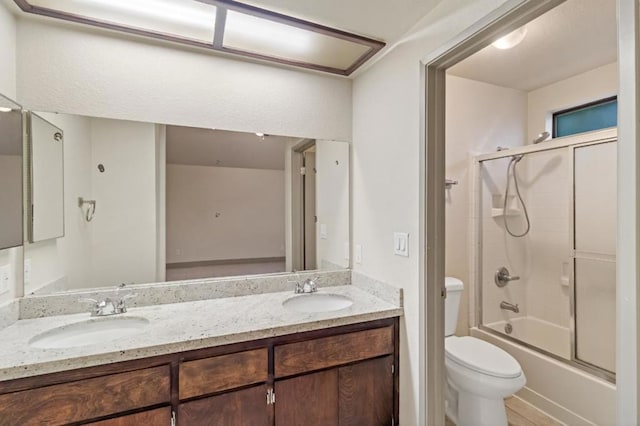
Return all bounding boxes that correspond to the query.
[445,336,521,379]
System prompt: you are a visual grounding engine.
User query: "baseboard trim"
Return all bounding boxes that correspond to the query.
[516,387,594,426]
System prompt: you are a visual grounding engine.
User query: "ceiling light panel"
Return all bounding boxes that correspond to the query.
[15,0,385,75]
[223,10,371,70]
[27,0,217,43]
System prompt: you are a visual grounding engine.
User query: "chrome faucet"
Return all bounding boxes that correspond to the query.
[500,301,520,313]
[293,278,318,294]
[79,292,137,316]
[495,267,520,288]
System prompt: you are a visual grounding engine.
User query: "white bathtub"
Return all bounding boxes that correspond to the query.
[485,316,570,360]
[472,323,616,425]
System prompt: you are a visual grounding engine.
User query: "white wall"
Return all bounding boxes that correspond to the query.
[352,1,511,423]
[0,1,19,305]
[166,165,285,264]
[316,140,350,269]
[445,75,527,335]
[527,62,617,143]
[0,3,16,100]
[16,20,352,142]
[90,118,158,288]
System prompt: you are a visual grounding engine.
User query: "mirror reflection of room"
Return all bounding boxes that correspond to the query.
[22,114,350,295]
[0,94,23,252]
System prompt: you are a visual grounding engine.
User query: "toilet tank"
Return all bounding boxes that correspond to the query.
[445,277,464,337]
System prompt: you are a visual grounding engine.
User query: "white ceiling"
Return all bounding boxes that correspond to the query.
[240,0,442,44]
[166,126,299,170]
[448,0,617,92]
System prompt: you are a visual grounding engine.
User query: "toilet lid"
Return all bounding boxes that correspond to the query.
[445,336,521,378]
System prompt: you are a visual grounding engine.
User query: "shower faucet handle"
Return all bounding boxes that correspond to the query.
[495,267,520,288]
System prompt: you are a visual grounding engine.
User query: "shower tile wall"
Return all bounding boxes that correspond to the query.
[521,149,571,330]
[480,157,528,325]
[480,148,572,359]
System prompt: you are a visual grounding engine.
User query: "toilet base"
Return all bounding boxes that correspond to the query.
[457,391,507,426]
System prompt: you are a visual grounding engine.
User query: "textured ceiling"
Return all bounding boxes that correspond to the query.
[166,126,300,170]
[448,0,617,91]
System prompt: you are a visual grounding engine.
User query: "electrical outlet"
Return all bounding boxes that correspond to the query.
[0,265,9,295]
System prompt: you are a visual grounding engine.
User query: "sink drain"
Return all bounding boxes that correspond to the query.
[505,323,513,334]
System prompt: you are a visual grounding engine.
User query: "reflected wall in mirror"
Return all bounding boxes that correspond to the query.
[27,112,64,243]
[0,94,23,251]
[23,113,350,295]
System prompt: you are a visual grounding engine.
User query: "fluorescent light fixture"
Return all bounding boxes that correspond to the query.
[492,27,527,50]
[225,11,311,53]
[28,0,217,42]
[223,10,371,70]
[0,107,13,113]
[15,0,385,75]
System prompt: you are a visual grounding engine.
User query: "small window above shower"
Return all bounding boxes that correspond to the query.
[552,96,618,138]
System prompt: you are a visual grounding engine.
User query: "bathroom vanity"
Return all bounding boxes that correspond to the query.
[0,272,402,425]
[0,318,398,425]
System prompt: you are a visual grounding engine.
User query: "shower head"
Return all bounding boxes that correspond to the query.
[533,131,550,144]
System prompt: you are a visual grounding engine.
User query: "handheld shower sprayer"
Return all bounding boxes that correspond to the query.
[502,131,551,237]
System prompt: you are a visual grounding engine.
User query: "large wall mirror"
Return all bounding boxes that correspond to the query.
[0,94,23,251]
[23,112,350,295]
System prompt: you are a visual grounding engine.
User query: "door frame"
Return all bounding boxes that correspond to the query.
[290,139,316,271]
[419,1,568,423]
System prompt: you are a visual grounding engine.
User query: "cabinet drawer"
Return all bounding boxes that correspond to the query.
[179,384,269,426]
[0,365,170,426]
[86,406,171,425]
[274,326,394,378]
[179,348,268,399]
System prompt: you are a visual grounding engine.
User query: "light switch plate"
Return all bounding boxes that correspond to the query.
[355,244,362,264]
[393,233,409,257]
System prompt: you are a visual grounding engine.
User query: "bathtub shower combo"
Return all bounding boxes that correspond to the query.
[473,128,617,382]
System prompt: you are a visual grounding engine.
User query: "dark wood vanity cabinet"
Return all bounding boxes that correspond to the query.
[0,317,398,426]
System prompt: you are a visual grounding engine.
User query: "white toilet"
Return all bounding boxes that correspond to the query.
[445,277,526,426]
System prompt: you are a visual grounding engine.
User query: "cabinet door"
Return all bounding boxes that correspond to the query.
[86,407,171,425]
[339,356,394,426]
[275,369,339,425]
[179,384,270,426]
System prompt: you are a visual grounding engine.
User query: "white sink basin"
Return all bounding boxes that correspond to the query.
[29,316,150,349]
[283,293,353,313]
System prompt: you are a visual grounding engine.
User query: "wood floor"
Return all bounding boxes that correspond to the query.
[445,396,563,426]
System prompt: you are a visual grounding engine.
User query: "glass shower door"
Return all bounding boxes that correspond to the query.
[573,141,617,374]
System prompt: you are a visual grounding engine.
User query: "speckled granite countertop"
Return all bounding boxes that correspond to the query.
[0,285,402,382]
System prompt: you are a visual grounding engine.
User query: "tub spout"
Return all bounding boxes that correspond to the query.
[500,301,520,313]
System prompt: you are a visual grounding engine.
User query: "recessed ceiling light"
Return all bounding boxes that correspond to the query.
[255,133,265,137]
[0,107,12,113]
[492,27,527,50]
